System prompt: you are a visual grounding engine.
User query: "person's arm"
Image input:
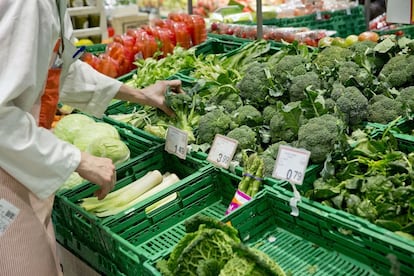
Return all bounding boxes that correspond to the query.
[60,60,182,118]
[0,1,83,199]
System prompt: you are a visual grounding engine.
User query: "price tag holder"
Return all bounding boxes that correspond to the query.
[165,126,188,159]
[272,145,310,185]
[273,145,310,217]
[207,134,238,169]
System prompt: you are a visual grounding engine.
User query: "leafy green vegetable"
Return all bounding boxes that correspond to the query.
[157,215,285,276]
[308,127,414,237]
[86,137,130,165]
[53,114,95,143]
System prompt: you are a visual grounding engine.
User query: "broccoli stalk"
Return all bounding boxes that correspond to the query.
[165,88,201,142]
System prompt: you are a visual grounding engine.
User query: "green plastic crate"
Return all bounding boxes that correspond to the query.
[375,25,414,38]
[54,219,126,276]
[95,168,242,275]
[365,117,414,153]
[53,147,212,271]
[143,186,413,275]
[245,5,367,38]
[194,37,246,56]
[84,43,107,55]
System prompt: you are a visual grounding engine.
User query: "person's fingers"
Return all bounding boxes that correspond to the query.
[166,80,184,94]
[161,105,175,117]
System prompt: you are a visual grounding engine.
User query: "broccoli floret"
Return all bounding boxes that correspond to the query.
[335,86,368,126]
[379,54,414,88]
[232,105,263,127]
[218,93,243,113]
[313,46,353,72]
[165,90,201,142]
[325,98,336,113]
[208,87,243,113]
[289,71,322,102]
[349,40,377,54]
[367,95,404,124]
[271,55,308,84]
[197,109,237,144]
[269,102,307,143]
[337,61,372,87]
[330,82,347,101]
[396,86,414,112]
[261,141,289,177]
[226,125,257,151]
[237,63,272,108]
[262,105,278,125]
[297,114,344,163]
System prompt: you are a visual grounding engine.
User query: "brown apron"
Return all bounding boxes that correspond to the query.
[0,41,63,275]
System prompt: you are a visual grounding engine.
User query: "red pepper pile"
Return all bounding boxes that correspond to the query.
[82,13,207,78]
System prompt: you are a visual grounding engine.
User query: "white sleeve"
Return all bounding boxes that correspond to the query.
[59,60,123,118]
[0,1,81,199]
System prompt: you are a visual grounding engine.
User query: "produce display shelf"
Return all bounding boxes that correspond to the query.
[53,147,213,274]
[97,168,241,275]
[243,5,366,38]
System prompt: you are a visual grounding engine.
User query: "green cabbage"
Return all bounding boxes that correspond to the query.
[53,114,95,143]
[73,122,120,151]
[87,137,130,165]
[59,172,86,191]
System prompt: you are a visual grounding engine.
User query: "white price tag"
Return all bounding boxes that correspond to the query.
[207,134,238,169]
[165,126,188,159]
[272,145,310,185]
[0,199,20,236]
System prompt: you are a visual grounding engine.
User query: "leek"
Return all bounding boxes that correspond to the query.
[95,173,180,217]
[80,170,163,213]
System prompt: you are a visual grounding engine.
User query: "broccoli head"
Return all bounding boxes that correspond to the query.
[367,94,404,124]
[396,86,414,112]
[197,109,237,144]
[289,71,322,102]
[271,55,309,84]
[335,86,368,126]
[226,125,257,151]
[232,105,263,127]
[269,101,307,143]
[260,141,289,177]
[237,62,272,108]
[313,46,353,72]
[208,86,243,113]
[337,61,372,87]
[165,90,201,142]
[379,54,414,88]
[297,114,344,163]
[262,105,278,125]
[330,82,347,101]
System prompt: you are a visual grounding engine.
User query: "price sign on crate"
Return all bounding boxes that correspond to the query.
[207,134,238,169]
[165,126,188,159]
[272,145,310,185]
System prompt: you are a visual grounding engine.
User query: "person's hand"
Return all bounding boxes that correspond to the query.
[75,152,116,200]
[141,79,184,116]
